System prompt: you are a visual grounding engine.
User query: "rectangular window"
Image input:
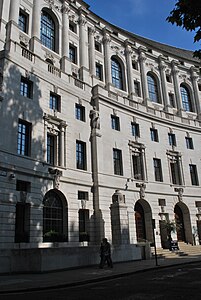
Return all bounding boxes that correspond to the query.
[75,104,85,122]
[166,74,172,83]
[95,63,103,81]
[153,158,163,182]
[49,92,60,111]
[131,122,140,138]
[132,61,138,70]
[111,115,120,131]
[78,191,89,200]
[69,21,77,33]
[15,202,30,243]
[79,209,90,242]
[134,81,141,97]
[20,76,33,98]
[150,128,159,142]
[69,44,77,64]
[17,120,31,156]
[113,148,123,175]
[168,133,176,147]
[95,40,102,52]
[189,164,199,186]
[169,93,175,107]
[185,137,194,149]
[170,158,182,185]
[132,153,144,180]
[18,9,28,33]
[16,180,31,192]
[47,133,56,165]
[76,140,87,170]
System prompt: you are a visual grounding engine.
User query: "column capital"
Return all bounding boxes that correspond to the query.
[88,26,96,36]
[78,15,87,26]
[103,34,111,44]
[61,2,71,14]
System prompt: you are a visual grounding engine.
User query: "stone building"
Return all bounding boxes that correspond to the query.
[0,0,201,273]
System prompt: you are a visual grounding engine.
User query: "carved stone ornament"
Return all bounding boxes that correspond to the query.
[136,183,146,199]
[90,108,100,129]
[19,34,29,47]
[112,190,125,204]
[174,187,184,201]
[111,45,124,56]
[61,2,70,14]
[45,52,55,64]
[44,0,61,12]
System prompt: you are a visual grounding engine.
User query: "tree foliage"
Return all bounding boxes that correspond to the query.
[167,0,201,59]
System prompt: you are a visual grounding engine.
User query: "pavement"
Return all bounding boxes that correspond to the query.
[1,253,201,294]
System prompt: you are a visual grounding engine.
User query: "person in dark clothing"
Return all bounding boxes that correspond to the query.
[99,238,113,268]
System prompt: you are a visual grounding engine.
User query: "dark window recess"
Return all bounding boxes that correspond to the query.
[47,133,55,165]
[185,137,194,149]
[69,21,77,33]
[78,191,88,200]
[95,63,103,80]
[20,76,33,98]
[15,202,30,243]
[16,180,31,192]
[113,148,123,176]
[49,92,60,111]
[189,164,199,186]
[134,81,141,97]
[150,128,159,142]
[79,209,90,242]
[131,122,140,138]
[153,158,163,182]
[168,133,176,147]
[75,104,85,122]
[111,115,120,131]
[76,140,87,170]
[69,44,77,64]
[95,41,102,52]
[17,120,31,156]
[18,9,28,33]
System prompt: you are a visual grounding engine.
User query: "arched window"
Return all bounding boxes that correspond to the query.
[40,10,55,51]
[180,84,193,112]
[111,57,123,90]
[147,73,159,103]
[43,190,67,242]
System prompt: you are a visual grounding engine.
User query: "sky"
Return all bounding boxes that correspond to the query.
[86,0,200,51]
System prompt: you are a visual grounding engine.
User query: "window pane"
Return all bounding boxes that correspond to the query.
[180,85,192,112]
[147,74,159,103]
[111,57,123,89]
[40,11,55,51]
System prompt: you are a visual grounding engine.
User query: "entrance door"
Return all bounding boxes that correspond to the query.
[174,204,186,242]
[135,202,146,242]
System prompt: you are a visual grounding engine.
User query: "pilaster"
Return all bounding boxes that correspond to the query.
[124,40,135,99]
[78,10,89,82]
[138,47,148,103]
[103,28,112,89]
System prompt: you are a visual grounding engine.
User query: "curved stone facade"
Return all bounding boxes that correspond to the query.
[0,0,201,271]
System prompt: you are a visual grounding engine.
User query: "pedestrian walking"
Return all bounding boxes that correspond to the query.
[99,238,113,268]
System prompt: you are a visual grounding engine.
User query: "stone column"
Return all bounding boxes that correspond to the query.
[88,26,96,77]
[138,47,148,103]
[158,55,169,110]
[9,0,20,23]
[190,66,201,118]
[171,60,183,114]
[89,107,103,244]
[59,122,67,167]
[61,2,70,72]
[5,0,20,50]
[32,0,41,39]
[78,10,89,82]
[30,0,41,53]
[103,29,112,89]
[110,190,129,245]
[125,40,135,99]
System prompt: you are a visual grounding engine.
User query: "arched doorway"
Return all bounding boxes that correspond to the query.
[135,202,146,242]
[134,199,153,243]
[174,202,192,244]
[43,189,68,242]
